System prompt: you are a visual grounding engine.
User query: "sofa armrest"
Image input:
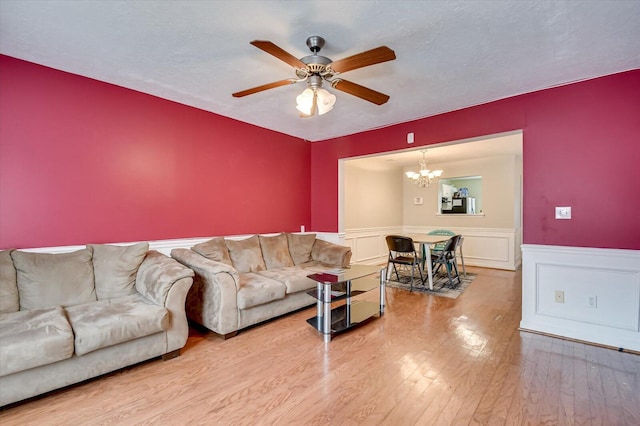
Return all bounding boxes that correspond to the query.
[170,249,240,335]
[136,251,195,306]
[135,251,194,353]
[311,239,352,267]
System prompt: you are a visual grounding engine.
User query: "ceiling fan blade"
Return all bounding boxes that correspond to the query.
[331,79,390,105]
[232,79,296,97]
[250,40,307,69]
[328,46,396,74]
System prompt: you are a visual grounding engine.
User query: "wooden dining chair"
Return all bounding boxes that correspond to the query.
[385,235,424,291]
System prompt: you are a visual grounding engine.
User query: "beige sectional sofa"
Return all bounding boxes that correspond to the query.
[0,243,194,407]
[171,233,352,338]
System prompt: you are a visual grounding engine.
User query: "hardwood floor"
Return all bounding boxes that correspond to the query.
[1,266,638,425]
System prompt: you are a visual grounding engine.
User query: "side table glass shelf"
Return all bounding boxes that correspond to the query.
[306,264,386,342]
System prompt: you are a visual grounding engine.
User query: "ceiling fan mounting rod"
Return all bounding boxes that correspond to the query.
[306,35,325,53]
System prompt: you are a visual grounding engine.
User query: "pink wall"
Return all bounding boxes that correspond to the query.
[311,70,640,250]
[0,55,311,249]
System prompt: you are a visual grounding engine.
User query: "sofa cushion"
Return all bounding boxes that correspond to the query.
[257,267,318,294]
[237,273,286,309]
[225,235,266,273]
[0,306,74,377]
[286,233,316,265]
[88,242,149,300]
[11,249,97,310]
[192,237,233,266]
[311,239,352,267]
[0,250,19,314]
[259,234,294,270]
[66,293,169,356]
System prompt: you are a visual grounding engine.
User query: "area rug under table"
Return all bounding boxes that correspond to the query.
[385,270,477,299]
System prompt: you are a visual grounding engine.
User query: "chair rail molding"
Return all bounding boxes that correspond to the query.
[521,244,640,352]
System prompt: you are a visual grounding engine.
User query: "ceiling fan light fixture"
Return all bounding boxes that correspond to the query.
[296,88,315,115]
[316,88,336,115]
[296,87,336,116]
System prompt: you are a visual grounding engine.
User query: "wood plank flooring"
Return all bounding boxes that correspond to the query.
[1,266,638,425]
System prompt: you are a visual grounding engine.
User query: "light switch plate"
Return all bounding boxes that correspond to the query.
[555,206,571,219]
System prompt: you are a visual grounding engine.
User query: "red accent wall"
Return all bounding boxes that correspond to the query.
[0,55,310,249]
[311,69,640,250]
[2,55,638,251]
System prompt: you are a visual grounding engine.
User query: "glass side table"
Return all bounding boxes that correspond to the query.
[306,264,386,343]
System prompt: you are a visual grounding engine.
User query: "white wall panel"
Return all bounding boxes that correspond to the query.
[522,244,640,352]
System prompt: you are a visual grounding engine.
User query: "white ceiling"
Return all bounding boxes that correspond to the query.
[1,1,639,142]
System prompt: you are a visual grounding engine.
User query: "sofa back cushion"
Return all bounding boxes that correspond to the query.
[259,234,294,269]
[88,242,149,300]
[192,237,233,266]
[225,235,266,273]
[11,249,96,310]
[0,250,19,313]
[286,233,316,265]
[311,239,352,268]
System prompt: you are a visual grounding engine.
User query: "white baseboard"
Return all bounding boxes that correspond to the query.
[521,244,640,352]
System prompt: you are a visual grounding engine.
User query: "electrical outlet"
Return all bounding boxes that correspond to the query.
[555,290,565,304]
[587,295,597,308]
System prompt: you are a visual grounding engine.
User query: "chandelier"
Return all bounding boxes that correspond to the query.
[405,150,443,188]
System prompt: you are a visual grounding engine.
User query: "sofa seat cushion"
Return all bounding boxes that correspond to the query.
[257,268,319,294]
[0,306,74,377]
[298,261,338,273]
[66,293,169,356]
[237,273,286,309]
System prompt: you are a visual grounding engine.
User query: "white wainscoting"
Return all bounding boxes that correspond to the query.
[521,244,640,352]
[343,227,404,265]
[343,226,520,270]
[402,226,520,270]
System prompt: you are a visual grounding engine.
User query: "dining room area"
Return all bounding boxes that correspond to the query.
[340,131,523,274]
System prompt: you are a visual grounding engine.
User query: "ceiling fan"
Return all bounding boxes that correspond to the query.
[232,36,396,116]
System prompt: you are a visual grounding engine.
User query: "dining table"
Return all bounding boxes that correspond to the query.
[405,233,454,290]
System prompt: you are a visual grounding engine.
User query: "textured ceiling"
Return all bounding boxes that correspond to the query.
[1,1,639,142]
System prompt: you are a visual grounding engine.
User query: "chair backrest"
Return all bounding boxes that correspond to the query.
[439,234,461,256]
[431,235,460,261]
[385,235,416,254]
[428,229,455,251]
